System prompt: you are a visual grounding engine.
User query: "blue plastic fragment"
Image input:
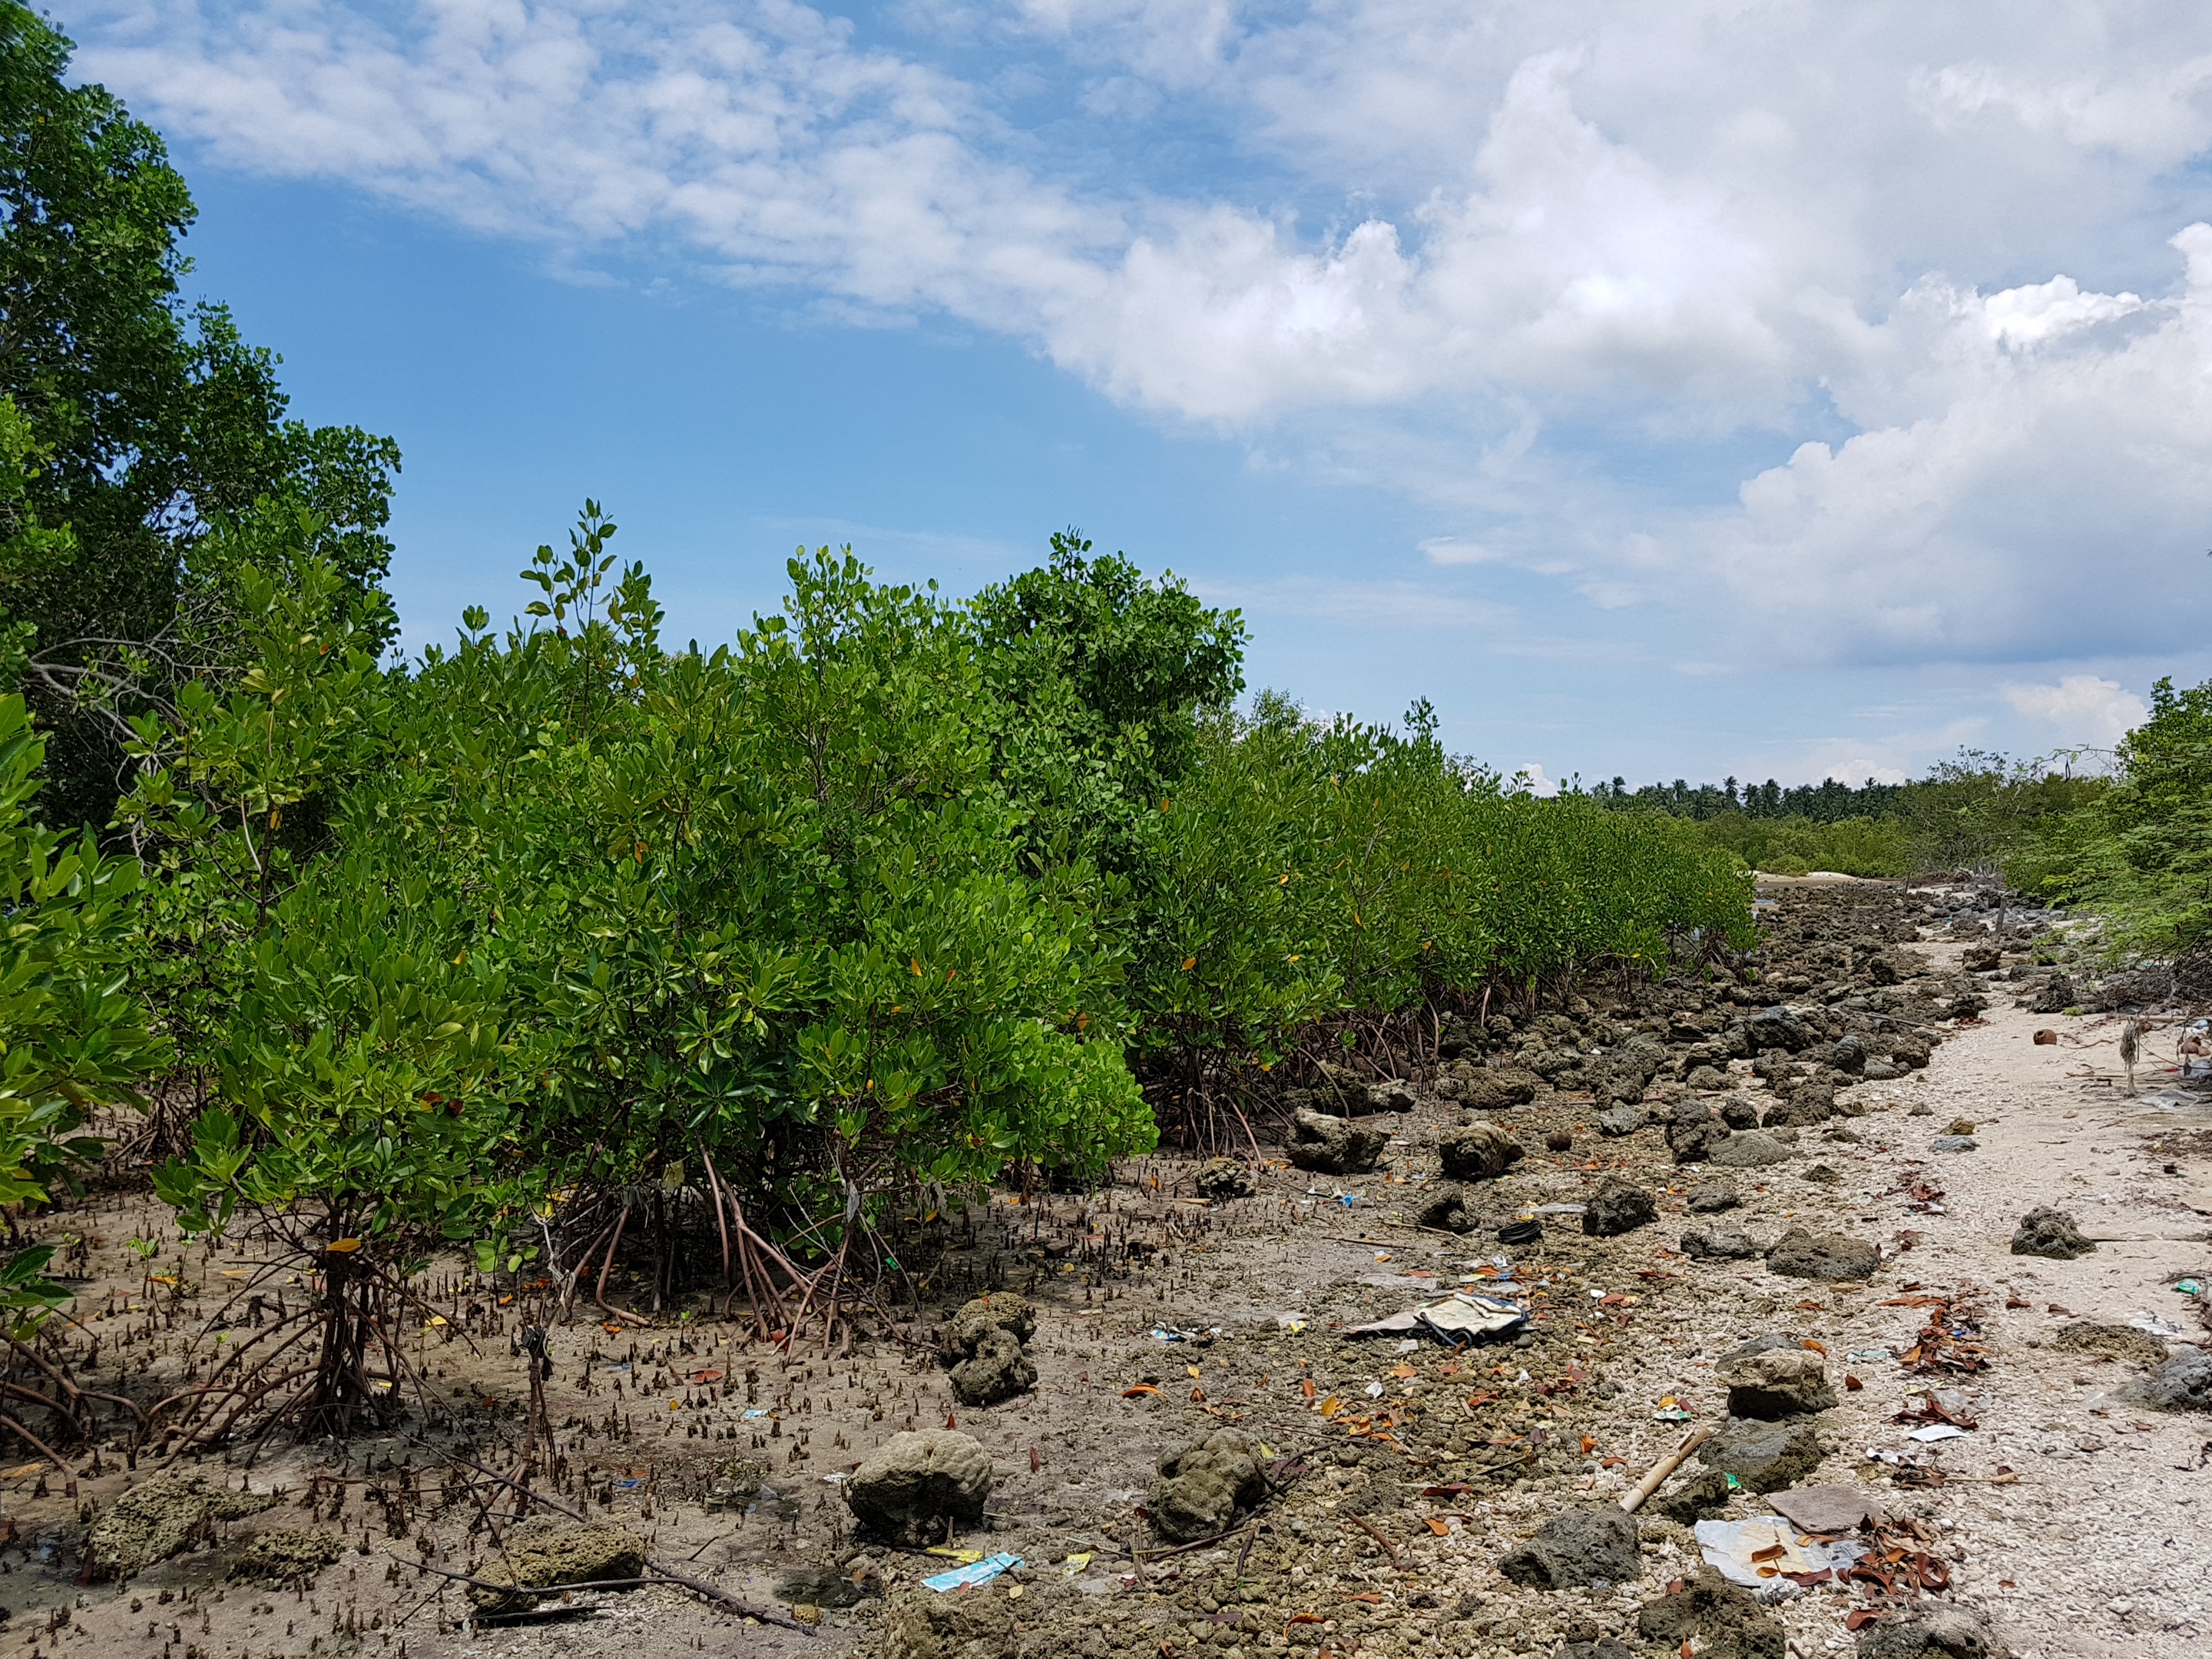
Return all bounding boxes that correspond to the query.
[922,1553,1025,1593]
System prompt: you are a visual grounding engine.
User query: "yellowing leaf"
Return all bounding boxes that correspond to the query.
[326,1238,362,1254]
[1181,957,1197,972]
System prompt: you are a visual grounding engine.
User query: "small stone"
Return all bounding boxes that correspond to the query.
[1764,1227,1879,1282]
[1149,1428,1266,1542]
[845,1430,994,1539]
[1581,1178,1657,1236]
[1545,1130,1574,1153]
[1928,1135,1978,1154]
[1287,1110,1387,1174]
[1595,1106,1647,1137]
[1686,1181,1741,1214]
[1439,1122,1525,1180]
[949,1326,1037,1407]
[1194,1157,1253,1200]
[1463,1071,1541,1110]
[1495,1507,1639,1588]
[465,1518,647,1614]
[1704,1130,1797,1169]
[1369,1079,1420,1113]
[943,1293,1036,1354]
[1853,1605,2008,1659]
[2008,1205,2094,1260]
[86,1472,278,1581]
[2120,1347,2212,1412]
[1684,1065,1730,1092]
[1717,1345,1836,1418]
[227,1529,343,1591]
[1680,1227,1758,1260]
[1413,1182,1480,1233]
[1636,1567,1785,1659]
[883,1578,1018,1659]
[1697,1416,1824,1493]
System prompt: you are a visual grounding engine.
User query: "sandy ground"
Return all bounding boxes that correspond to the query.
[0,882,2204,1659]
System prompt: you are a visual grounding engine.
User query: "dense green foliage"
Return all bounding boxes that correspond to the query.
[2013,677,2212,955]
[1676,813,1912,879]
[1594,773,1904,822]
[0,4,399,829]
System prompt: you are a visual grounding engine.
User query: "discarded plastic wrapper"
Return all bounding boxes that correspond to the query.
[922,1553,1025,1593]
[1906,1424,1967,1443]
[1693,1518,1863,1601]
[1347,1292,1526,1346]
[1530,1203,1586,1216]
[1151,1326,1221,1343]
[1846,1349,1893,1364]
[2176,1280,2203,1296]
[2128,1313,2187,1339]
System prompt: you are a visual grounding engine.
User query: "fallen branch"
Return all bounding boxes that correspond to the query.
[398,1557,815,1634]
[1346,1512,1402,1568]
[1619,1422,1715,1515]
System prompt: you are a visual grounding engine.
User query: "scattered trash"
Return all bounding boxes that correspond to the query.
[2033,1029,2058,1045]
[925,1548,985,1565]
[1496,1219,1543,1247]
[921,1553,1025,1593]
[1906,1424,1966,1443]
[1532,1203,1586,1216]
[2176,1280,2203,1296]
[1347,1291,1526,1346]
[1274,1315,1307,1333]
[1151,1326,1221,1343]
[1339,1193,1361,1207]
[1692,1518,1863,1600]
[1061,1553,1091,1575]
[1846,1349,1894,1364]
[2128,1313,2187,1339]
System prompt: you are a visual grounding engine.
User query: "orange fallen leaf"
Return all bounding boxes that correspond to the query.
[1801,1339,1828,1356]
[1581,1435,1597,1454]
[1190,1387,1207,1402]
[1301,1379,1316,1399]
[1187,1365,1202,1379]
[945,1413,958,1428]
[1122,1385,1161,1397]
[1424,1518,1449,1536]
[1389,1363,1416,1379]
[602,1322,623,1334]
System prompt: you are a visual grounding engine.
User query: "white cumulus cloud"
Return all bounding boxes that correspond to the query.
[2000,674,2147,747]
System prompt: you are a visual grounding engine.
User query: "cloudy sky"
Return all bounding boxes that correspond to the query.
[55,1,2212,787]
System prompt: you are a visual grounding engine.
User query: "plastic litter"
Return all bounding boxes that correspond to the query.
[1906,1424,1967,1442]
[1496,1220,1543,1247]
[1693,1518,1863,1601]
[1348,1290,1526,1346]
[1150,1326,1220,1343]
[2176,1280,2203,1296]
[2128,1313,2187,1338]
[922,1553,1025,1592]
[1846,1349,1893,1364]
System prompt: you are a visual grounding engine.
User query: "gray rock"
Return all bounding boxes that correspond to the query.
[1369,1079,1419,1113]
[883,1578,1018,1659]
[1680,1228,1758,1261]
[1743,1007,1818,1053]
[2022,975,2075,1015]
[1861,1058,1907,1081]
[1286,1109,1386,1174]
[1718,1346,1836,1418]
[1148,1428,1265,1542]
[1462,1069,1541,1110]
[1705,1130,1798,1169]
[1596,1105,1647,1137]
[2119,1348,2212,1412]
[1765,1228,1879,1282]
[943,1293,1036,1356]
[86,1472,277,1581]
[1439,1122,1525,1180]
[1697,1416,1824,1493]
[1194,1157,1253,1200]
[1854,1606,2008,1659]
[2008,1205,2094,1260]
[1495,1506,1640,1588]
[1929,1135,1979,1154]
[1687,1181,1741,1214]
[1582,1178,1657,1236]
[1763,1084,1833,1128]
[949,1326,1037,1407]
[1637,1567,1786,1659]
[466,1518,648,1614]
[1719,1095,1763,1130]
[1829,1034,1869,1073]
[1649,1467,1732,1525]
[1683,1065,1730,1092]
[1669,1118,1730,1164]
[1558,1642,1637,1659]
[1413,1182,1479,1233]
[845,1430,994,1538]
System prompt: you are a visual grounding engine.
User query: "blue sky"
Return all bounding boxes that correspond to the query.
[56,2,2212,788]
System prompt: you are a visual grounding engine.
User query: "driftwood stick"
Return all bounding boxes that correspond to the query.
[398,1556,815,1634]
[1619,1422,1715,1515]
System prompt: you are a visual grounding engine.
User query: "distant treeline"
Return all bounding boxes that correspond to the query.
[1591,775,1902,823]
[1589,753,2107,879]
